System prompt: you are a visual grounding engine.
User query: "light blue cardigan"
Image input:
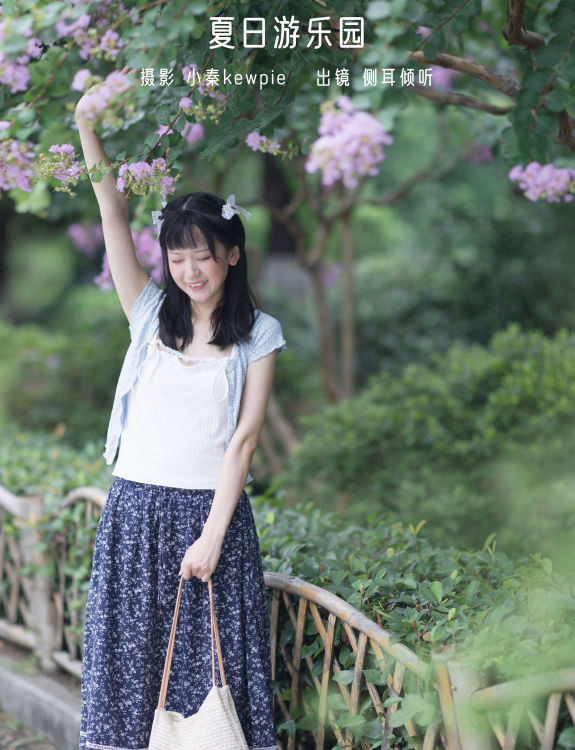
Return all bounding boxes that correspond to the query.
[103,278,286,484]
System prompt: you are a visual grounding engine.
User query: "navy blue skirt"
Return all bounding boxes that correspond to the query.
[79,477,277,750]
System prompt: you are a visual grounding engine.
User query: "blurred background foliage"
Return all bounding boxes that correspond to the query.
[2,98,575,566]
[1,0,574,579]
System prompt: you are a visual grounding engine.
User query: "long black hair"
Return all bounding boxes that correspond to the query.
[157,192,258,351]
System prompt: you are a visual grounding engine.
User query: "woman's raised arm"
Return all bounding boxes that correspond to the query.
[75,71,149,322]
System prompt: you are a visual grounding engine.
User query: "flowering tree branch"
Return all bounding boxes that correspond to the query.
[409,51,520,100]
[409,87,514,115]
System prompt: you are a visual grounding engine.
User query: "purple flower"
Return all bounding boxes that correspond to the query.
[72,69,92,91]
[182,121,204,146]
[509,161,575,203]
[0,138,36,192]
[0,55,30,93]
[68,222,104,257]
[430,65,457,92]
[114,159,177,201]
[182,64,198,83]
[179,96,192,109]
[306,98,393,189]
[49,144,75,155]
[246,132,266,151]
[245,131,281,154]
[100,29,123,58]
[95,227,163,290]
[75,70,132,122]
[156,125,174,137]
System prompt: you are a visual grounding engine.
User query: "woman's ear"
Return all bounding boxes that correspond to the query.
[228,245,240,266]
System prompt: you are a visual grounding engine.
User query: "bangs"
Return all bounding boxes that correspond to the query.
[161,214,216,256]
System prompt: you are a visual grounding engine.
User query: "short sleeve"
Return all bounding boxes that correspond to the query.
[248,312,286,364]
[128,278,163,341]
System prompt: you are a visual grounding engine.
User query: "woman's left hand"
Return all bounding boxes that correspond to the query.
[179,533,223,582]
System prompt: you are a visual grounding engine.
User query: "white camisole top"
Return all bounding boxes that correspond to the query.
[112,334,233,489]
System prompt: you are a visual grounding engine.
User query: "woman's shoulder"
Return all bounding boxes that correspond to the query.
[247,309,286,363]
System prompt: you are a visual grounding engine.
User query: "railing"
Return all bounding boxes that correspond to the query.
[1,482,574,749]
[265,572,439,749]
[471,669,575,750]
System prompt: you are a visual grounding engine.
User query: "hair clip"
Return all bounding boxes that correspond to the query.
[221,194,251,221]
[151,202,166,238]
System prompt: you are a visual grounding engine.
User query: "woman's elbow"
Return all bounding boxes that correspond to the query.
[233,429,260,462]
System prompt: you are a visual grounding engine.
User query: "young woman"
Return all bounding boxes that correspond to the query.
[75,74,284,750]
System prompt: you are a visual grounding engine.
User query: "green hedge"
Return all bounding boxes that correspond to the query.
[281,325,575,561]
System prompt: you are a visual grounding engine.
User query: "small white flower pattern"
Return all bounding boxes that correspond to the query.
[79,478,277,750]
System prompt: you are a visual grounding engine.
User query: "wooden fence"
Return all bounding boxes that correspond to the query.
[1,483,574,749]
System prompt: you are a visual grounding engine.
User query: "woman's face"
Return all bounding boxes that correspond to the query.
[167,233,239,315]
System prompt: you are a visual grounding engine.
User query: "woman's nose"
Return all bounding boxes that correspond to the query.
[183,261,200,279]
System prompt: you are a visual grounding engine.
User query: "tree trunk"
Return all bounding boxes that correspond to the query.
[263,153,297,257]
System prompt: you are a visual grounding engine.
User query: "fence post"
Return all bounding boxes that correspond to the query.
[438,656,496,750]
[18,494,58,674]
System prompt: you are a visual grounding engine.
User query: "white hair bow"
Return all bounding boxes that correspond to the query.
[221,194,251,221]
[151,201,167,238]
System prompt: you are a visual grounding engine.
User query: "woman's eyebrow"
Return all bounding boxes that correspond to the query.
[168,246,211,254]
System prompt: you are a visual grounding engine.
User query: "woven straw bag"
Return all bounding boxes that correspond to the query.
[148,576,249,750]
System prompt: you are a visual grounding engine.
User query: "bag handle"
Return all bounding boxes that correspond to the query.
[157,576,227,711]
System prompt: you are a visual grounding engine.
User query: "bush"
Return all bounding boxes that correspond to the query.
[0,305,128,447]
[252,493,575,745]
[281,325,575,561]
[0,426,113,499]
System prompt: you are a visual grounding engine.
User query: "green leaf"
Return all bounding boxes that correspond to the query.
[523,70,552,93]
[423,39,439,61]
[534,110,559,137]
[296,714,317,730]
[388,706,415,728]
[333,669,355,685]
[544,90,569,112]
[363,668,389,685]
[558,727,575,748]
[430,581,443,603]
[338,714,366,729]
[366,1,392,20]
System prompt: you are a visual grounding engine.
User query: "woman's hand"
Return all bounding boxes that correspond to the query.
[179,532,224,582]
[74,65,134,124]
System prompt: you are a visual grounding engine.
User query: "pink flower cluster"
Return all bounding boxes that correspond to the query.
[95,227,163,291]
[55,2,130,61]
[181,121,204,146]
[0,30,43,93]
[55,14,93,59]
[179,65,227,125]
[305,96,393,189]
[72,69,94,92]
[116,157,177,202]
[67,222,104,258]
[75,70,133,127]
[245,132,281,154]
[41,144,84,191]
[508,162,575,203]
[0,138,36,192]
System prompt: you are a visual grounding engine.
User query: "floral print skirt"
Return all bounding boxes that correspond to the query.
[79,477,277,750]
